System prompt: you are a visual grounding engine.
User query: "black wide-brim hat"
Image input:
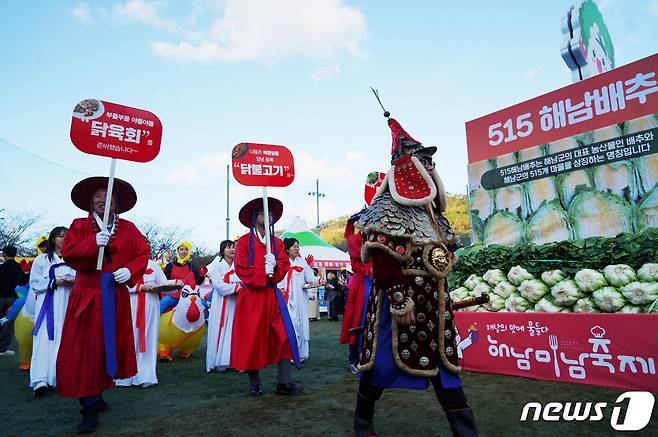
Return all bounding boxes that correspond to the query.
[239,197,283,227]
[71,176,137,214]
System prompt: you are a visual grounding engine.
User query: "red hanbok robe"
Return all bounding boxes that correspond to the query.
[230,232,291,371]
[340,222,370,345]
[56,215,149,398]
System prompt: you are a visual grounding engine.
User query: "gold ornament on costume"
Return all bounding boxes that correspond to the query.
[430,247,449,271]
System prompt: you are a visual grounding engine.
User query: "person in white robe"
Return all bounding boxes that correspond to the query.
[30,226,74,396]
[278,238,320,362]
[206,240,241,372]
[115,260,168,388]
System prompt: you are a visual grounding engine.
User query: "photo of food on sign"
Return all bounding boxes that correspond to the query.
[72,98,104,120]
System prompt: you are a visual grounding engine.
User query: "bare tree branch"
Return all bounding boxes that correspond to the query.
[0,211,44,256]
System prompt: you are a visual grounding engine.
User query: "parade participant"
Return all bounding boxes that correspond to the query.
[163,241,205,292]
[29,226,75,396]
[352,110,478,436]
[159,241,205,361]
[115,260,169,388]
[56,176,150,434]
[0,245,25,357]
[231,197,302,396]
[325,271,342,320]
[339,212,372,374]
[278,237,319,362]
[36,236,48,256]
[206,240,241,372]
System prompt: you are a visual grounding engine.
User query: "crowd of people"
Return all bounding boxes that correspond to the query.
[0,111,479,436]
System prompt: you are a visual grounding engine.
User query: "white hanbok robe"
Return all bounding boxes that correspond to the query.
[116,260,167,387]
[206,257,241,372]
[29,253,74,389]
[277,256,318,361]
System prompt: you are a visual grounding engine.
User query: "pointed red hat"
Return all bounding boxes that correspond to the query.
[387,118,436,164]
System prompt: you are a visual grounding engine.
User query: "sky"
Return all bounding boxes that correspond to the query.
[1,0,657,251]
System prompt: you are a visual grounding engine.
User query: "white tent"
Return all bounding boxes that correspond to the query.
[280,217,350,269]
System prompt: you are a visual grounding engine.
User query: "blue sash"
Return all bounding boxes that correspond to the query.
[32,262,66,340]
[100,272,118,378]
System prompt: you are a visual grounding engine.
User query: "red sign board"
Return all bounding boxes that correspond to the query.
[465,53,658,163]
[70,99,162,162]
[231,143,295,187]
[454,312,658,392]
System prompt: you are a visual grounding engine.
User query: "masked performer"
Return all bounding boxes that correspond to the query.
[352,111,477,437]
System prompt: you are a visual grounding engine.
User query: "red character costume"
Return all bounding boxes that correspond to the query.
[230,197,303,396]
[56,176,149,434]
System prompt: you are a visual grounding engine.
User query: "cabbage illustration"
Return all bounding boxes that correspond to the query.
[483,212,525,246]
[569,191,634,239]
[637,185,658,232]
[526,200,573,244]
[470,188,495,222]
[468,159,494,191]
[557,170,593,209]
[495,185,528,219]
[526,177,559,214]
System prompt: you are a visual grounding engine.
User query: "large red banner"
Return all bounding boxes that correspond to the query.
[231,143,295,187]
[453,312,658,392]
[465,53,658,163]
[70,99,162,162]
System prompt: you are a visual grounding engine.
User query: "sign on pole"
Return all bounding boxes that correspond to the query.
[231,142,295,254]
[70,99,162,162]
[70,98,163,269]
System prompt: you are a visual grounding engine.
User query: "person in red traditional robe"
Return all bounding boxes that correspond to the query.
[339,211,372,374]
[56,176,149,434]
[230,196,303,397]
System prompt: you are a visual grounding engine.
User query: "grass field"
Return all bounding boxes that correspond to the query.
[1,319,656,436]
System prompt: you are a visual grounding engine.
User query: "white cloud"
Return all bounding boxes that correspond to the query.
[150,0,366,63]
[71,2,94,24]
[113,0,180,34]
[70,0,366,64]
[310,65,342,82]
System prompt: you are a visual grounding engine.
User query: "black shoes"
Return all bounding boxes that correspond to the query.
[353,417,378,437]
[275,383,303,395]
[249,383,263,397]
[33,384,50,397]
[96,397,109,413]
[76,409,99,434]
